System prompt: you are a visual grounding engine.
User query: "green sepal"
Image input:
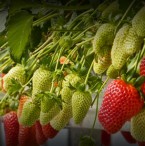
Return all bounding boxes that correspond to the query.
[7,78,23,96]
[121,74,127,82]
[134,76,145,88]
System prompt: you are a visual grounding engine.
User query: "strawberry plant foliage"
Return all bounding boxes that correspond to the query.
[1,0,145,145]
[7,11,33,63]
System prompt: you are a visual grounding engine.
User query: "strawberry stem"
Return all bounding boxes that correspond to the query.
[0,42,8,49]
[84,60,94,85]
[91,77,109,107]
[90,77,109,136]
[114,0,136,34]
[33,13,59,26]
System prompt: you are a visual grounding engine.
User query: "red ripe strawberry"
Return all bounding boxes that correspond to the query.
[139,57,145,95]
[29,125,39,146]
[121,131,136,144]
[98,79,144,134]
[18,124,31,146]
[17,95,29,118]
[42,123,59,139]
[3,111,19,146]
[141,82,145,95]
[101,130,111,146]
[138,142,145,146]
[35,121,48,145]
[18,124,38,146]
[140,57,145,76]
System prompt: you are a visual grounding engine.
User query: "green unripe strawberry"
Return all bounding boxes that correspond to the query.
[96,45,111,58]
[131,107,145,141]
[112,51,129,70]
[41,96,55,113]
[106,64,119,79]
[62,74,83,88]
[40,103,61,125]
[60,87,74,103]
[32,67,52,102]
[50,103,72,131]
[101,1,120,19]
[79,136,95,146]
[3,64,26,91]
[132,6,145,37]
[59,36,73,49]
[19,99,40,127]
[93,23,115,54]
[72,91,92,124]
[123,27,143,55]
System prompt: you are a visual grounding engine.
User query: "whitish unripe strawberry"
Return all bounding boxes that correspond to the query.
[132,6,145,37]
[131,107,145,141]
[106,64,119,79]
[50,104,72,131]
[72,91,92,124]
[123,27,143,55]
[93,23,115,54]
[32,67,52,102]
[19,99,40,127]
[3,64,26,91]
[101,1,120,19]
[62,74,83,88]
[111,25,130,70]
[40,103,61,125]
[111,24,130,59]
[93,48,111,74]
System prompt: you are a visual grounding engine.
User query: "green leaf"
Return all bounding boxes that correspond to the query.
[7,11,33,63]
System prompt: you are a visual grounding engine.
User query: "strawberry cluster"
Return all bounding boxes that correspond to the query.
[3,111,58,146]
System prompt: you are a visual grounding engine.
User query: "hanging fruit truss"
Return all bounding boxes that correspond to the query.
[0,0,145,145]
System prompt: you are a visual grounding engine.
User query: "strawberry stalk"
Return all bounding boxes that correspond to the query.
[91,77,110,107]
[32,33,54,54]
[84,60,94,85]
[33,13,59,27]
[60,46,78,71]
[114,0,136,34]
[49,47,64,93]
